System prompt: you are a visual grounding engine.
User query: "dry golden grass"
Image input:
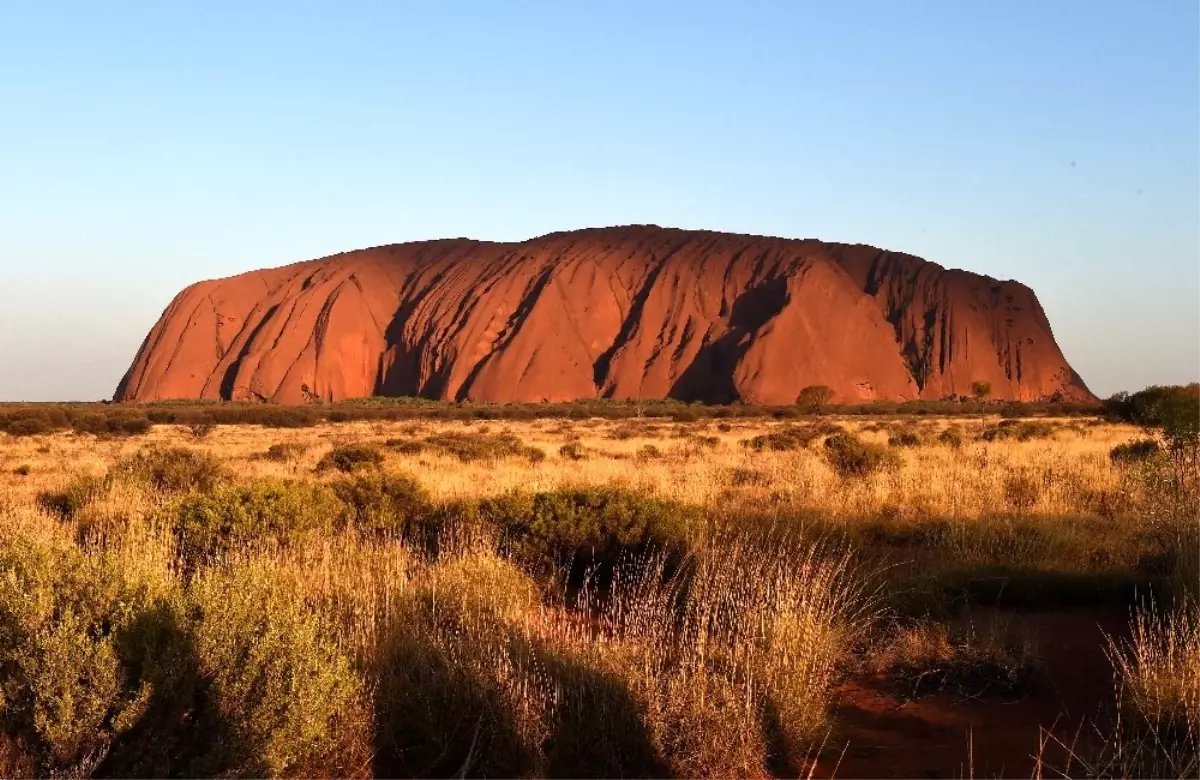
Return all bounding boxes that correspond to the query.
[0,416,1140,515]
[0,419,893,777]
[0,414,1194,778]
[1107,599,1200,737]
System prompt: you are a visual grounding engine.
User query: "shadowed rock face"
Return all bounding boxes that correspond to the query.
[115,226,1092,404]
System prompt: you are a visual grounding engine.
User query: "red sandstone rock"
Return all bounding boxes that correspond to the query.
[115,226,1093,405]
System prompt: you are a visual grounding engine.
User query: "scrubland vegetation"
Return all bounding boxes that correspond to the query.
[0,395,1105,439]
[0,387,1195,778]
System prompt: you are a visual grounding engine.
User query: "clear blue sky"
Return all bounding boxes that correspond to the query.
[1,1,1196,401]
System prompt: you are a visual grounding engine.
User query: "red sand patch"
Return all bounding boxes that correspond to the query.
[822,609,1128,779]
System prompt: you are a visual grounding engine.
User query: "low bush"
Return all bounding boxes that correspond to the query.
[185,567,369,778]
[559,441,587,460]
[254,407,320,428]
[636,444,663,460]
[1111,439,1161,464]
[743,422,844,452]
[0,535,175,776]
[888,431,923,448]
[187,422,216,440]
[823,433,901,478]
[330,472,436,540]
[113,447,227,493]
[0,397,1110,434]
[13,464,31,476]
[36,475,106,520]
[418,432,545,464]
[385,437,426,455]
[3,417,56,437]
[686,434,720,449]
[171,480,345,569]
[0,529,368,778]
[937,427,964,448]
[477,487,699,579]
[263,442,307,462]
[669,408,700,423]
[72,414,153,437]
[316,443,385,474]
[980,420,1058,442]
[606,423,665,440]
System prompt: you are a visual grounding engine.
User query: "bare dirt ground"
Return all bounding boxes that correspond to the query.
[825,609,1128,779]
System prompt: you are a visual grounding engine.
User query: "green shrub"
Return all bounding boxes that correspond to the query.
[687,434,720,449]
[637,444,663,460]
[72,414,153,437]
[186,567,368,777]
[420,431,546,463]
[0,536,175,776]
[385,437,426,455]
[36,476,105,520]
[315,443,385,474]
[4,417,55,437]
[937,428,964,448]
[1147,386,1200,458]
[255,407,320,428]
[978,422,1005,441]
[263,442,307,462]
[330,472,436,539]
[0,533,366,777]
[823,433,900,478]
[606,425,636,441]
[1106,384,1200,457]
[171,480,345,569]
[743,423,844,452]
[559,441,587,460]
[606,423,664,440]
[187,422,217,440]
[980,420,1057,442]
[112,447,227,493]
[477,487,698,578]
[1111,439,1162,464]
[888,431,923,448]
[72,413,110,436]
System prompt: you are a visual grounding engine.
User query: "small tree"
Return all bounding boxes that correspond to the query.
[1105,385,1199,589]
[964,381,992,416]
[970,381,992,401]
[1108,384,1200,470]
[796,385,834,415]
